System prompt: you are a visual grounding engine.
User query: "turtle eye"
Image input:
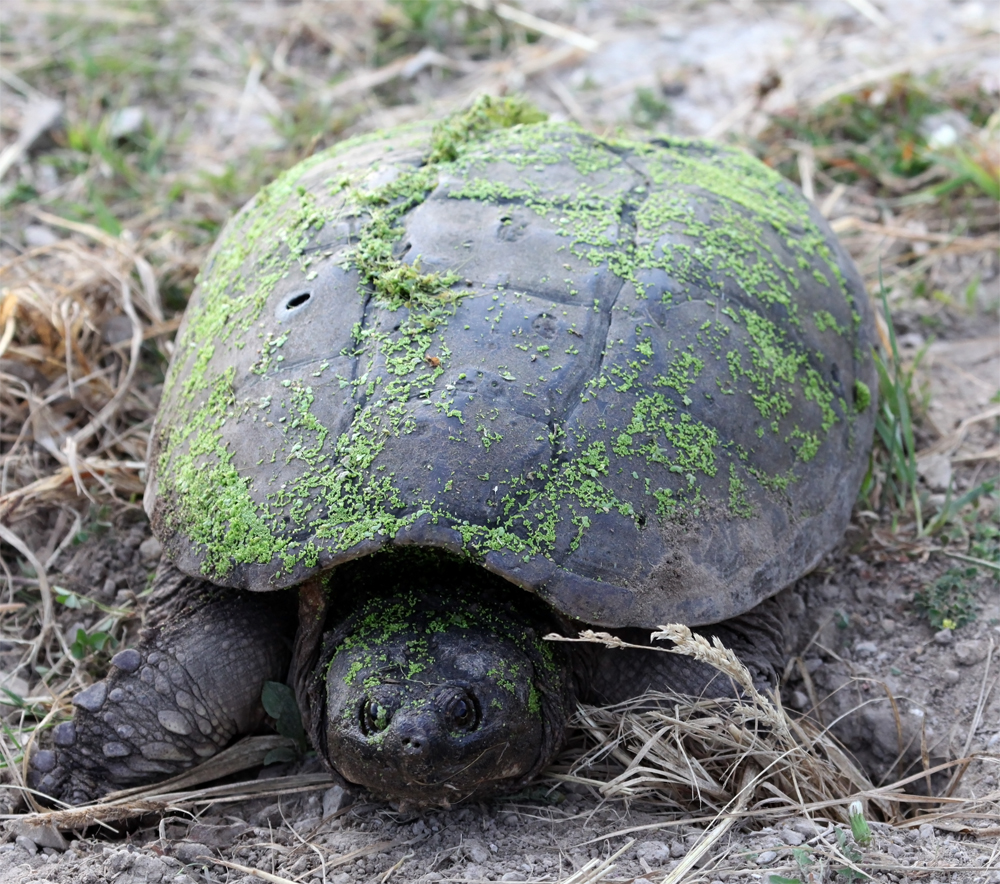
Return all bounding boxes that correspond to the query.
[446,690,480,732]
[361,697,392,735]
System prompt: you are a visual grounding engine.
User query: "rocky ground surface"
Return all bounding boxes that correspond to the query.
[1,524,998,884]
[1,1,997,882]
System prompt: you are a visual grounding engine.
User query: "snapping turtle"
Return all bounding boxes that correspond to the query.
[31,98,876,808]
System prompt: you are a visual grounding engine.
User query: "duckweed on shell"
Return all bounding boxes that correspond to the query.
[147,96,877,629]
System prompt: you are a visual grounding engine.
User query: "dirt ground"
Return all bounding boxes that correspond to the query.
[1,1,998,882]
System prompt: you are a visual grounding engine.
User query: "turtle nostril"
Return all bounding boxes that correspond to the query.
[401,734,425,754]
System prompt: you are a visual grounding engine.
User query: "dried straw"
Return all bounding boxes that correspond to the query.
[549,626,888,824]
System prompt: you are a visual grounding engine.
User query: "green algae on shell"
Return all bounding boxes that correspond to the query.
[146,99,877,629]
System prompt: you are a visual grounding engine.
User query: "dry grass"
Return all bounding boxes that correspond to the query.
[551,627,876,817]
[546,626,997,828]
[543,626,999,883]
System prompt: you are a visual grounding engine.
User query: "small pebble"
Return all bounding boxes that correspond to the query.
[174,841,211,864]
[855,640,878,657]
[934,629,953,645]
[943,669,960,684]
[24,224,59,248]
[918,823,936,840]
[781,828,805,846]
[637,841,671,863]
[917,453,951,493]
[881,618,896,633]
[464,840,490,864]
[139,536,163,565]
[757,850,778,865]
[12,819,67,852]
[896,332,925,348]
[322,784,347,818]
[954,639,988,666]
[110,106,145,138]
[789,819,822,838]
[15,835,38,856]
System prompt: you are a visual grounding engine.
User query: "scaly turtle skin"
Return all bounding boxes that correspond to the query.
[30,98,875,808]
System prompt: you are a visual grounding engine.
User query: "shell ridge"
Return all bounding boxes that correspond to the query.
[558,149,647,451]
[346,286,376,415]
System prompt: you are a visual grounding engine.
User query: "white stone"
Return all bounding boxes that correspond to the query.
[109,106,145,139]
[917,454,952,493]
[955,640,988,666]
[139,536,163,565]
[637,841,671,863]
[465,840,490,864]
[322,784,347,818]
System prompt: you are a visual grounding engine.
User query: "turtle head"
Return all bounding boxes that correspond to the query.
[316,578,573,809]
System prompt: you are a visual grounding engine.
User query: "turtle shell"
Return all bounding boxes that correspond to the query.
[146,117,876,628]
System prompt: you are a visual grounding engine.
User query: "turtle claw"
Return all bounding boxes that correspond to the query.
[29,575,296,806]
[29,644,233,805]
[27,734,100,808]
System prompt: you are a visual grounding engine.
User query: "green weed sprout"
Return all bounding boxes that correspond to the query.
[261,681,308,764]
[865,280,998,537]
[849,800,872,846]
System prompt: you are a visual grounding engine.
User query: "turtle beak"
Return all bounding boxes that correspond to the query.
[385,710,466,784]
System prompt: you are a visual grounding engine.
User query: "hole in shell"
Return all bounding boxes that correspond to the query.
[277,290,314,320]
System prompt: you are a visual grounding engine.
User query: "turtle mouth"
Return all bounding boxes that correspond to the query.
[333,683,540,802]
[396,737,516,787]
[326,711,543,805]
[369,735,537,808]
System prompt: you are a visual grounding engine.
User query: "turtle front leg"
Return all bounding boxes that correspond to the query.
[30,562,297,805]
